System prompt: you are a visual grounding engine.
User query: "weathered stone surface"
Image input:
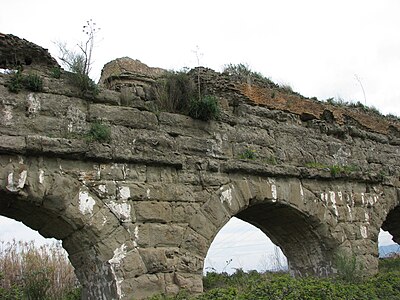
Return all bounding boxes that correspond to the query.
[0,33,59,68]
[0,35,400,300]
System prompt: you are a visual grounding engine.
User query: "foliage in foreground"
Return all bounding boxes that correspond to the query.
[150,257,400,300]
[0,240,81,300]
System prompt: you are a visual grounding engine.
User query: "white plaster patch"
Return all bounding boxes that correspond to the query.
[39,169,45,184]
[146,188,150,199]
[206,132,227,158]
[320,192,328,204]
[3,105,13,125]
[132,225,139,247]
[98,184,107,194]
[106,201,131,222]
[220,187,233,206]
[360,225,368,239]
[27,93,41,115]
[6,170,28,192]
[119,186,130,200]
[337,191,343,203]
[364,212,370,223]
[361,193,365,206]
[102,216,107,226]
[108,244,127,299]
[329,191,339,217]
[78,190,96,215]
[268,178,277,201]
[300,184,305,202]
[346,204,353,221]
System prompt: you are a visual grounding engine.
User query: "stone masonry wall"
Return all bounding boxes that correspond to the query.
[0,35,400,299]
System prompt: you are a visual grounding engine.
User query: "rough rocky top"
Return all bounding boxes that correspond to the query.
[0,33,59,69]
[99,57,166,88]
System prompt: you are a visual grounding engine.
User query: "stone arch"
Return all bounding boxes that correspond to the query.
[195,176,341,278]
[0,155,137,300]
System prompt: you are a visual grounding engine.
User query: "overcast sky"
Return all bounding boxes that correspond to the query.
[1,0,399,272]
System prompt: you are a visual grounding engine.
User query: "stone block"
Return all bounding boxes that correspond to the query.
[137,223,185,247]
[134,201,172,223]
[201,196,230,228]
[181,227,209,257]
[138,248,170,273]
[0,135,26,153]
[89,104,158,130]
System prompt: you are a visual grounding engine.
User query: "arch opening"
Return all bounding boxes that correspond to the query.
[204,217,287,274]
[234,201,336,277]
[380,205,400,258]
[0,190,119,299]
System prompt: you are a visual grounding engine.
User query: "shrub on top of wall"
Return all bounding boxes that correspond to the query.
[153,71,220,121]
[188,95,220,121]
[7,71,43,93]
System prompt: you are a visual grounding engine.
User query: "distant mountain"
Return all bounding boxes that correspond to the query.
[379,244,400,258]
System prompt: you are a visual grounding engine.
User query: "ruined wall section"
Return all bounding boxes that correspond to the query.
[1,35,400,299]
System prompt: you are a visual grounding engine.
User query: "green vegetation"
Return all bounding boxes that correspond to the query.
[0,240,81,300]
[326,98,384,117]
[2,239,399,300]
[279,83,293,93]
[264,155,278,165]
[222,63,274,86]
[334,251,364,283]
[7,71,43,93]
[87,121,111,143]
[50,66,62,79]
[154,71,196,113]
[153,71,220,121]
[23,73,44,92]
[189,95,220,121]
[305,162,358,176]
[239,149,256,160]
[149,257,400,299]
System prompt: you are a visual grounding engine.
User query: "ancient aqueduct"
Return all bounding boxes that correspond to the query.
[0,34,399,299]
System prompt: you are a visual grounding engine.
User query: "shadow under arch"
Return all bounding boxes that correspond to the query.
[200,178,342,279]
[0,188,120,300]
[236,201,336,277]
[381,205,400,245]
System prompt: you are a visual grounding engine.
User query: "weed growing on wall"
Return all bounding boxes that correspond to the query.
[56,20,100,98]
[154,71,196,113]
[188,95,220,121]
[335,251,364,283]
[153,71,220,121]
[7,71,43,93]
[239,149,256,160]
[23,73,44,92]
[305,162,358,176]
[87,121,111,143]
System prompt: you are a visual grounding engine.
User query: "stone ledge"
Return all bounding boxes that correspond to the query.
[0,135,26,153]
[89,103,158,130]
